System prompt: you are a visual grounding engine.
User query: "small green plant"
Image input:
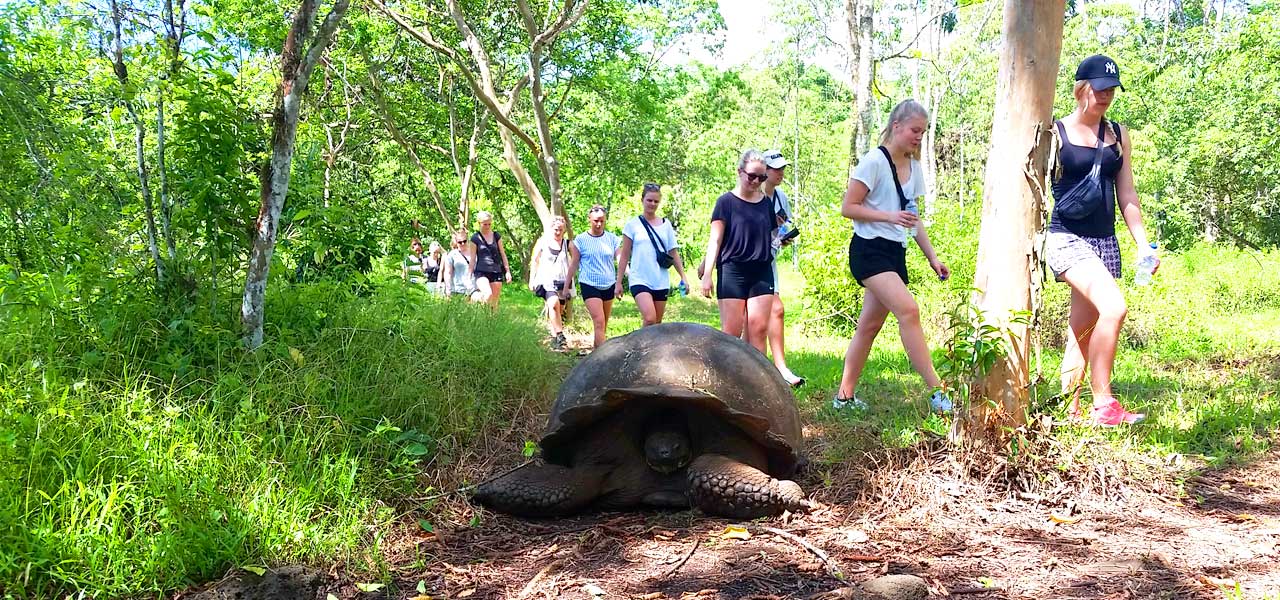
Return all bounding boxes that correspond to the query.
[936,292,1031,414]
[522,440,540,458]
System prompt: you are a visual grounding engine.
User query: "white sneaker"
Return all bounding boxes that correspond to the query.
[929,390,953,413]
[832,394,868,411]
[778,366,805,388]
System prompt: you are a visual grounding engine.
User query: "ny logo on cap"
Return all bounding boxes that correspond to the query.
[1105,62,1117,74]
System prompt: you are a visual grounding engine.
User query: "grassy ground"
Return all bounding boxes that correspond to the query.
[1,244,1277,599]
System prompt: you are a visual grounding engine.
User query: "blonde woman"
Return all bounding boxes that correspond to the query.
[1047,55,1155,426]
[834,99,951,414]
[701,150,777,353]
[467,211,512,309]
[566,205,621,350]
[530,216,572,350]
[617,184,688,327]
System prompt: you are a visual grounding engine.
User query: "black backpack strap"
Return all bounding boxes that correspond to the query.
[877,146,910,210]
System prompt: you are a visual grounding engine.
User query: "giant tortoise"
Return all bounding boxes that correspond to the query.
[472,322,810,519]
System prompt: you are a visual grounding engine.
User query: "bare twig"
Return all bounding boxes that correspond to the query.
[656,538,701,579]
[516,557,565,599]
[762,527,844,580]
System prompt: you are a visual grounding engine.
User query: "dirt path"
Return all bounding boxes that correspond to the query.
[353,449,1280,600]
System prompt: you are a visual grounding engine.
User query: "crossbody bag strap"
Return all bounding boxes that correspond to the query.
[639,217,668,255]
[877,146,910,210]
[1088,120,1107,176]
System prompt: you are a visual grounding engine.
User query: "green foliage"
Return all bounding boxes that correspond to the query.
[0,274,566,598]
[937,295,1031,410]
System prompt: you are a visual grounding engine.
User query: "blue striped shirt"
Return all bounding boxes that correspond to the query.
[572,231,620,288]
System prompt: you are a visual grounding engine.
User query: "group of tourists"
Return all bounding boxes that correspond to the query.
[402,210,513,309]
[404,55,1152,427]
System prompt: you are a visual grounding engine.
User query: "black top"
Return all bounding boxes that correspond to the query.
[711,191,776,265]
[471,231,503,274]
[1049,121,1122,238]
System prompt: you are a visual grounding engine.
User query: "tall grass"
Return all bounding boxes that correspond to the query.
[0,274,566,598]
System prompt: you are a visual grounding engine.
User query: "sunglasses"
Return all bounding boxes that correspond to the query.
[742,171,768,183]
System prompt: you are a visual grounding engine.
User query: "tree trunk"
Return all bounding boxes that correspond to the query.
[374,0,586,231]
[158,0,183,263]
[958,0,1066,442]
[240,0,350,349]
[854,0,874,160]
[109,0,164,283]
[156,95,176,261]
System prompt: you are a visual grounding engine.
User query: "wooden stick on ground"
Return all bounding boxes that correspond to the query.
[516,558,565,599]
[762,526,844,580]
[656,538,701,579]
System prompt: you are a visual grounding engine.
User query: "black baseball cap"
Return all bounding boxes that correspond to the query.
[1075,54,1124,91]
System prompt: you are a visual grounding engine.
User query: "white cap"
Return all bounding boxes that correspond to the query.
[763,149,789,169]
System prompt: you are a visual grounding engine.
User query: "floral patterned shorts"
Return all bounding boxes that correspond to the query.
[1046,231,1121,280]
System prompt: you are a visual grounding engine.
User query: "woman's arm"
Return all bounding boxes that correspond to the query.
[1115,124,1154,255]
[443,256,455,293]
[528,242,543,290]
[615,235,633,297]
[466,240,477,269]
[701,220,725,298]
[913,226,950,281]
[497,237,513,282]
[565,243,581,287]
[671,248,688,286]
[841,178,917,228]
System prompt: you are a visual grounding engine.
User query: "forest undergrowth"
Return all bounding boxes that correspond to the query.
[1,243,1278,599]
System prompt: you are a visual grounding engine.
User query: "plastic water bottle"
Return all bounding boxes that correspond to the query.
[1134,243,1158,286]
[903,206,919,248]
[678,280,688,296]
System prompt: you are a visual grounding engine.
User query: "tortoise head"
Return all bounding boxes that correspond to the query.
[642,412,691,474]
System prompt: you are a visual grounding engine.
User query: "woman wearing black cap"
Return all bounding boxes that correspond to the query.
[1046,54,1158,427]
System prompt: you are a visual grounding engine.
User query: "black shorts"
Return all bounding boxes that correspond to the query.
[629,285,669,302]
[579,283,616,301]
[848,235,908,287]
[474,270,504,283]
[716,260,775,299]
[535,282,567,304]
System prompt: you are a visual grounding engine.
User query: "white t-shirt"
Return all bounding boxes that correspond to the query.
[533,236,570,290]
[850,148,922,244]
[622,216,679,290]
[445,249,473,294]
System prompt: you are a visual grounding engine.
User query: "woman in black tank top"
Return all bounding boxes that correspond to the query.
[466,210,511,309]
[1046,55,1158,426]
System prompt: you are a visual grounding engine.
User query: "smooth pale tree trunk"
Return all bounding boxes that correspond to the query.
[845,0,875,163]
[958,0,1066,442]
[240,0,350,349]
[374,0,586,230]
[156,96,176,261]
[109,0,164,283]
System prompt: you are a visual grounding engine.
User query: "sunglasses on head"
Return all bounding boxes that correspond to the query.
[742,171,768,183]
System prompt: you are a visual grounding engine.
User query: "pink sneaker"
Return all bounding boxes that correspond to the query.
[1090,398,1144,426]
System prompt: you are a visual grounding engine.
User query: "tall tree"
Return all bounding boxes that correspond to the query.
[240,0,351,349]
[375,0,587,229]
[960,0,1066,440]
[108,0,165,282]
[845,0,874,163]
[156,0,185,262]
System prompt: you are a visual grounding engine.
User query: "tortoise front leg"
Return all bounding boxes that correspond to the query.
[686,454,810,519]
[472,463,606,517]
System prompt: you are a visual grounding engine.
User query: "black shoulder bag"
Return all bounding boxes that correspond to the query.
[1054,120,1116,220]
[639,217,675,270]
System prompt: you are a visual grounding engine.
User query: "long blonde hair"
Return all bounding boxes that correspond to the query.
[1070,81,1123,160]
[878,99,928,160]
